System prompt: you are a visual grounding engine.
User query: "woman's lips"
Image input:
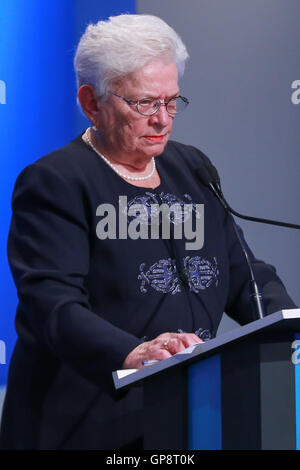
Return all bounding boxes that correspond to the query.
[144,135,165,142]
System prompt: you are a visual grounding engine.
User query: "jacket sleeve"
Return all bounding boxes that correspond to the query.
[7,162,141,387]
[224,213,297,325]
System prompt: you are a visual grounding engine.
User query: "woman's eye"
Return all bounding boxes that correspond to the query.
[139,99,154,107]
[167,99,177,109]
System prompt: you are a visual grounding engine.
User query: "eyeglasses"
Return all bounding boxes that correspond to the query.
[111,92,189,116]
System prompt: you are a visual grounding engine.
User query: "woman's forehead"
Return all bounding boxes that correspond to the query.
[118,60,179,98]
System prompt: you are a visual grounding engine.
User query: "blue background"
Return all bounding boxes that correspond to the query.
[0,0,135,386]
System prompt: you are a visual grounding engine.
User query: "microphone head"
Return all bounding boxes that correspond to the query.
[207,162,221,186]
[195,165,213,187]
[196,160,220,188]
[196,158,229,211]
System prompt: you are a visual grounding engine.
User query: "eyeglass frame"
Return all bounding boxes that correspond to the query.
[110,92,189,116]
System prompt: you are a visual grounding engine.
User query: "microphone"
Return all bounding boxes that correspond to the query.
[196,164,265,320]
[196,165,300,230]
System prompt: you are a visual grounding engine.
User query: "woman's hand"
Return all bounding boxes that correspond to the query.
[122,332,203,369]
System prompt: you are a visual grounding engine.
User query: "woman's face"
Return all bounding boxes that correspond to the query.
[96,60,179,163]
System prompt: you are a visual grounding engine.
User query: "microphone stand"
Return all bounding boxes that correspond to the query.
[208,181,266,319]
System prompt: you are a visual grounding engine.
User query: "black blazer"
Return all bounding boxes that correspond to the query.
[0,137,296,449]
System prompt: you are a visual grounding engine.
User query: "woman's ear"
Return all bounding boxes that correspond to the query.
[77,85,100,126]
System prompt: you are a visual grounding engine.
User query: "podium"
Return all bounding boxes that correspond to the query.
[113,309,300,450]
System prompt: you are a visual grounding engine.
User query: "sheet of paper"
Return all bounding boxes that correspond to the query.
[175,344,199,355]
[116,369,138,379]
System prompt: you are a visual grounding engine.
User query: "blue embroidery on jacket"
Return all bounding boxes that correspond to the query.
[127,192,198,226]
[183,256,219,293]
[138,259,181,295]
[138,256,219,295]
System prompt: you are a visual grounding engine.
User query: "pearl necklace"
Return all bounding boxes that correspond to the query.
[84,128,156,181]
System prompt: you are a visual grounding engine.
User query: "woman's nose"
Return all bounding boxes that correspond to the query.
[149,103,170,126]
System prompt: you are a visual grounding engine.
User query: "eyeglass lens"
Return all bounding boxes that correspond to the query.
[137,97,188,115]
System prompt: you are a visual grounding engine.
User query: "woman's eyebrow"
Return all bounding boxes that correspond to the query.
[137,90,181,100]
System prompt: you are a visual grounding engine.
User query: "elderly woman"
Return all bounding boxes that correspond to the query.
[0,14,295,450]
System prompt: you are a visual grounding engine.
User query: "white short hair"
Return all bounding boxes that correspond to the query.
[74,14,189,98]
